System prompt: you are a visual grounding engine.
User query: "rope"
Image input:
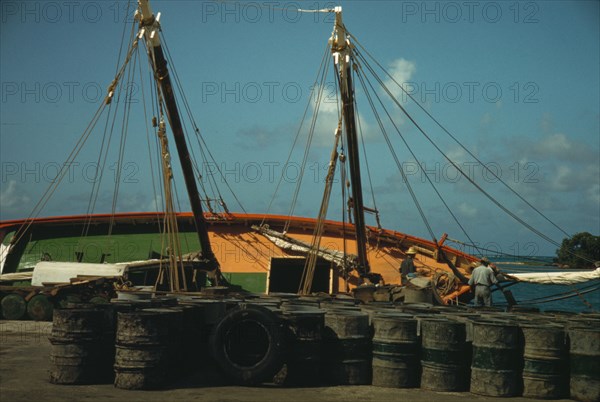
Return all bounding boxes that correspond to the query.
[353,51,483,252]
[259,42,331,229]
[351,46,563,251]
[285,50,332,233]
[353,61,437,242]
[349,32,572,241]
[299,120,343,294]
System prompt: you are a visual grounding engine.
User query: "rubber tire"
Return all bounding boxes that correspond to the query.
[209,304,286,385]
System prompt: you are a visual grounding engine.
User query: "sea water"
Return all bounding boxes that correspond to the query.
[490,259,599,313]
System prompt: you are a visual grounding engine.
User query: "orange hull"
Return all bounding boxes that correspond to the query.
[0,212,476,301]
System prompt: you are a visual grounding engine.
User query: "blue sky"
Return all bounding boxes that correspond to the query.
[1,0,599,257]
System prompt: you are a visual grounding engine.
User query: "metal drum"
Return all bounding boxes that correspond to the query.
[420,318,469,391]
[323,311,371,385]
[568,326,600,402]
[49,308,106,384]
[520,322,568,399]
[470,319,523,397]
[371,314,419,388]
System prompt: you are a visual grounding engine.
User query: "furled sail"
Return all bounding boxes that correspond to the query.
[252,225,357,270]
[505,268,600,285]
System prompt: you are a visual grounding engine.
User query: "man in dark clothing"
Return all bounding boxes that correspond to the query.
[400,247,417,284]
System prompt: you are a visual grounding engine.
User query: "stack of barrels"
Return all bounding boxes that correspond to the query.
[43,295,599,401]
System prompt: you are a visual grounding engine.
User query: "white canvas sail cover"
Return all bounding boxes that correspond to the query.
[31,261,128,286]
[253,225,357,269]
[506,268,600,285]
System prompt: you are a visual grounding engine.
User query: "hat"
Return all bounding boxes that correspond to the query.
[406,247,417,255]
[480,257,490,264]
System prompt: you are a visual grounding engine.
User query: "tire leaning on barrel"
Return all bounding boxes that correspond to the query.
[209,304,286,385]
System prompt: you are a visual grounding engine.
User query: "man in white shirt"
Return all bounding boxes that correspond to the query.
[468,257,498,307]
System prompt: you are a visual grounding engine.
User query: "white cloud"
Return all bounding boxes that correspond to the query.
[458,202,478,218]
[538,133,571,155]
[0,180,30,210]
[385,58,417,99]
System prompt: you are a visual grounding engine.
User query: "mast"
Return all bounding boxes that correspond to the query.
[136,1,219,273]
[330,7,370,276]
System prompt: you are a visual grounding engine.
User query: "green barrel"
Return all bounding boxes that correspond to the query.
[520,323,568,399]
[323,311,371,385]
[371,314,419,388]
[568,326,600,402]
[420,318,469,391]
[27,294,54,321]
[470,319,523,397]
[1,293,27,320]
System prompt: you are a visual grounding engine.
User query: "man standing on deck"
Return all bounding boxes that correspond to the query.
[400,247,417,284]
[468,257,498,306]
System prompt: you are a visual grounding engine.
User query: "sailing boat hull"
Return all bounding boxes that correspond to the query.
[0,212,476,302]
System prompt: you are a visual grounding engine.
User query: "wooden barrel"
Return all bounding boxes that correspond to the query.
[371,314,419,388]
[114,308,181,389]
[420,318,469,391]
[1,293,27,320]
[49,308,106,384]
[282,309,325,385]
[470,319,522,397]
[323,311,371,385]
[520,322,568,399]
[569,326,600,402]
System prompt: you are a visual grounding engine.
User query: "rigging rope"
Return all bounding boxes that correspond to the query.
[352,51,483,255]
[349,32,572,241]
[161,30,245,215]
[352,61,437,242]
[300,121,343,294]
[350,44,564,251]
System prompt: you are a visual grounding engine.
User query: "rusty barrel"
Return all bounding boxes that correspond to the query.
[281,307,325,386]
[420,317,469,391]
[520,322,568,399]
[48,307,106,384]
[371,313,419,388]
[323,310,371,385]
[470,319,523,397]
[568,325,600,402]
[114,307,183,390]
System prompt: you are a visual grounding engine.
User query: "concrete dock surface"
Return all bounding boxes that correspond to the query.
[0,321,575,402]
